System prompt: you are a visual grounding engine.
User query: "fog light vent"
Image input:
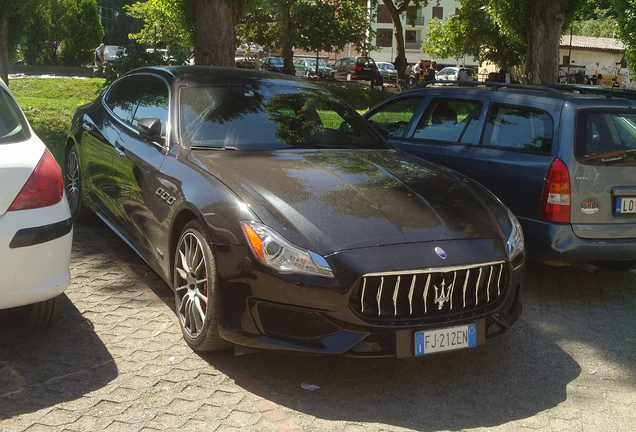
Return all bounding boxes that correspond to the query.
[257,303,341,340]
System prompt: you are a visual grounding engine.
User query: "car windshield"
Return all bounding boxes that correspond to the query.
[179,84,387,150]
[576,110,636,165]
[269,58,284,65]
[0,88,30,144]
[105,46,123,55]
[379,64,395,70]
[304,60,329,68]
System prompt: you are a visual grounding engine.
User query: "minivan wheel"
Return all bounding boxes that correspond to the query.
[17,294,65,327]
[174,221,230,351]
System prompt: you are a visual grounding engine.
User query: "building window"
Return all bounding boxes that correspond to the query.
[562,55,570,66]
[376,29,393,48]
[455,8,460,15]
[405,30,417,44]
[378,5,392,24]
[432,7,443,19]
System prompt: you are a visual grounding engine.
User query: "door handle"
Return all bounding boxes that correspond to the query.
[115,146,126,157]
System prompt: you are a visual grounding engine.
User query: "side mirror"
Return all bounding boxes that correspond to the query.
[368,120,390,139]
[137,116,164,144]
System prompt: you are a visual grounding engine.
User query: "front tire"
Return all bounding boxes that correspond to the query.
[174,221,229,351]
[65,145,89,222]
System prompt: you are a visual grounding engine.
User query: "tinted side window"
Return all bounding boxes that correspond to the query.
[132,79,169,134]
[0,88,30,144]
[105,76,150,124]
[413,98,482,143]
[367,97,423,137]
[482,104,553,154]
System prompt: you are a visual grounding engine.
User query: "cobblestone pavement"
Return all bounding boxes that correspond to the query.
[1,219,635,432]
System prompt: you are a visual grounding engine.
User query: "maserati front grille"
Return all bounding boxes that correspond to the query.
[350,261,508,321]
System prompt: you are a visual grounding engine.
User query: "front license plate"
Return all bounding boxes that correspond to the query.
[616,197,636,214]
[415,324,477,356]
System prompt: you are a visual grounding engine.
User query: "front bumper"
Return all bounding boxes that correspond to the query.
[520,217,636,263]
[214,239,524,358]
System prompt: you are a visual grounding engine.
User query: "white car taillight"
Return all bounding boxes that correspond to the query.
[8,148,64,211]
[539,158,571,223]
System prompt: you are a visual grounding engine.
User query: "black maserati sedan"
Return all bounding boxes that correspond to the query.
[64,66,525,357]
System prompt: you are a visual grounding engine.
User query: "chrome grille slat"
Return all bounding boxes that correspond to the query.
[475,268,482,306]
[486,266,494,303]
[392,276,400,317]
[377,277,384,317]
[408,275,416,315]
[355,261,508,320]
[423,274,431,314]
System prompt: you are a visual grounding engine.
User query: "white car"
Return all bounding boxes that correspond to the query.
[436,66,476,81]
[0,78,72,326]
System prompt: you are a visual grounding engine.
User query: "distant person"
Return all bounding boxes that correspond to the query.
[371,70,384,91]
[597,73,603,85]
[612,77,620,88]
[94,43,105,76]
[458,68,468,81]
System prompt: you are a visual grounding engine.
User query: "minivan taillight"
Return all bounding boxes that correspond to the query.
[540,158,571,223]
[353,65,362,71]
[8,148,64,211]
[371,66,377,72]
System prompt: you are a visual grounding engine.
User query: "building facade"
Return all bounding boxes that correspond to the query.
[370,0,478,69]
[559,35,630,87]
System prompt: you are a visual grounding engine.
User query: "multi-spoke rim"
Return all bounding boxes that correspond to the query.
[175,232,209,338]
[65,150,80,214]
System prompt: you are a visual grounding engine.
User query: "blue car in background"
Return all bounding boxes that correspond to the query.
[365,82,636,270]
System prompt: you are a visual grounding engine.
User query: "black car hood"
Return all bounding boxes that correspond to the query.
[188,149,503,254]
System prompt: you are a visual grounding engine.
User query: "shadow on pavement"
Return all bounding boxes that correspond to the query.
[0,296,118,420]
[203,319,580,431]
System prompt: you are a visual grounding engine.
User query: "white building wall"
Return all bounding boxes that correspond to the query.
[370,0,478,68]
[559,48,631,87]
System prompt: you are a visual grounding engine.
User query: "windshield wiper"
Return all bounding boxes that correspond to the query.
[582,148,636,163]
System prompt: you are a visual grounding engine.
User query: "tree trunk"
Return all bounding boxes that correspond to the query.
[280,2,294,76]
[193,0,243,67]
[525,0,565,84]
[382,1,407,85]
[0,14,9,85]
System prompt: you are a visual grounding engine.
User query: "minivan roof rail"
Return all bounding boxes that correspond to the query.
[419,80,636,101]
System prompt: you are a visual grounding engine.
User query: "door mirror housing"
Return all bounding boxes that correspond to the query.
[137,116,164,144]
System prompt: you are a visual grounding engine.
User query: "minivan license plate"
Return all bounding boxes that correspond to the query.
[616,197,636,214]
[415,324,477,356]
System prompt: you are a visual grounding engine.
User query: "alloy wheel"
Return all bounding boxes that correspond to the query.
[175,231,209,338]
[65,149,81,215]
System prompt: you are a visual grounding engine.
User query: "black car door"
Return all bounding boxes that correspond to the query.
[111,76,170,263]
[89,75,151,226]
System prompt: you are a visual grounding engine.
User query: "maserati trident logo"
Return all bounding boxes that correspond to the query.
[434,279,452,310]
[435,247,446,259]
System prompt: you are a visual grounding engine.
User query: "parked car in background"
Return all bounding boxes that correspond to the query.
[365,82,636,270]
[104,45,125,63]
[235,54,258,69]
[376,62,398,82]
[332,56,378,81]
[436,67,476,82]
[0,78,72,326]
[294,58,334,79]
[259,56,286,73]
[64,66,524,357]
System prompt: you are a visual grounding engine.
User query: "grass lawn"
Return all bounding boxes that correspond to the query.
[10,77,105,163]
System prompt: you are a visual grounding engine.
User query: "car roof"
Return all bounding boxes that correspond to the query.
[404,81,636,105]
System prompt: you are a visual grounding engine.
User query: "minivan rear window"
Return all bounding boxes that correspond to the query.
[575,110,636,165]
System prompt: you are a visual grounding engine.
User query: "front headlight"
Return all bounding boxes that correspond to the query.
[506,208,525,264]
[241,221,334,278]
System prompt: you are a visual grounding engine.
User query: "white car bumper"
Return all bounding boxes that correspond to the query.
[0,196,72,309]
